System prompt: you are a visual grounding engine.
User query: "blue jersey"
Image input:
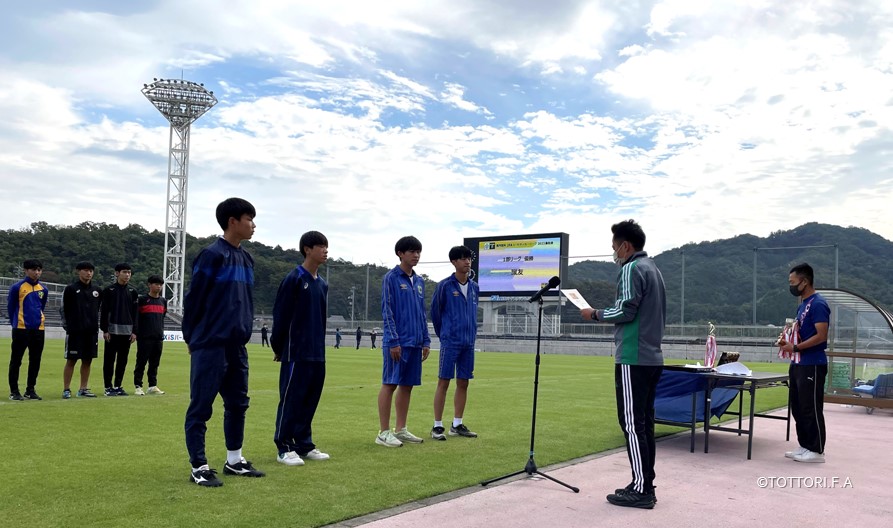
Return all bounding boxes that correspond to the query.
[7,277,48,330]
[795,293,830,366]
[271,265,328,362]
[182,237,255,350]
[431,273,478,349]
[381,265,430,350]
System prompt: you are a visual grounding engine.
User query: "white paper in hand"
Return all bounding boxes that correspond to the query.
[561,289,592,310]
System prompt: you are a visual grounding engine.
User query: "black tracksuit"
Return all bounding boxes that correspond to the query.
[62,280,102,360]
[100,283,139,389]
[134,294,167,388]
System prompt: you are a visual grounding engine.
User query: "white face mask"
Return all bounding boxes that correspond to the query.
[612,248,623,266]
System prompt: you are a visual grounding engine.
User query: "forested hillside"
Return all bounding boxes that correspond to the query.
[2,221,891,324]
[561,223,893,325]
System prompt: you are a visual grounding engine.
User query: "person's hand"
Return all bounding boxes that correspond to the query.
[580,308,596,320]
[422,347,430,361]
[129,333,137,343]
[390,346,402,361]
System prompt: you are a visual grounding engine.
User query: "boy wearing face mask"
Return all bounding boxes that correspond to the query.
[580,219,666,509]
[777,263,829,463]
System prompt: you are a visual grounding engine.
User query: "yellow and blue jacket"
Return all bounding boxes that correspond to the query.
[7,278,48,330]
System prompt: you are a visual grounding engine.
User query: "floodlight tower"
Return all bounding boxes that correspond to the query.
[142,78,217,315]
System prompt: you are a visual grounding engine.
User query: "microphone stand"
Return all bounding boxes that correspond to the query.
[481,297,579,493]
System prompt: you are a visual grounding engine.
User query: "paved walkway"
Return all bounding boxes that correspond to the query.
[331,405,891,527]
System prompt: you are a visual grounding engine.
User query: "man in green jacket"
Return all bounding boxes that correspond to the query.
[582,219,666,509]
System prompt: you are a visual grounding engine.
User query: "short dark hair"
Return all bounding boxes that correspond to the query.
[114,263,132,272]
[789,263,814,285]
[147,275,164,285]
[395,236,422,255]
[299,231,328,257]
[23,259,42,270]
[75,261,95,270]
[611,219,646,251]
[448,246,473,261]
[216,197,256,231]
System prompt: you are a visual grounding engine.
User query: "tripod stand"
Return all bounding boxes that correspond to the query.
[481,297,579,492]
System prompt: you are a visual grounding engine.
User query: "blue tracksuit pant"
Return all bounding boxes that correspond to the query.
[184,344,250,468]
[274,360,326,455]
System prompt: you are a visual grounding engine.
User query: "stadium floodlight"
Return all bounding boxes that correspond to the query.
[142,79,218,315]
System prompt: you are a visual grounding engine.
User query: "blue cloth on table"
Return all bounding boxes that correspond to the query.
[654,369,739,423]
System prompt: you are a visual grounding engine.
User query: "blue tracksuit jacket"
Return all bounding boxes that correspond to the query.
[182,237,254,350]
[381,265,430,350]
[430,273,478,349]
[271,265,328,362]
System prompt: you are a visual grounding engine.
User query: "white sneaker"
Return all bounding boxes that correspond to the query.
[147,386,165,395]
[394,427,424,444]
[134,386,146,396]
[375,430,403,448]
[302,448,330,461]
[277,451,305,466]
[784,446,808,459]
[793,450,825,463]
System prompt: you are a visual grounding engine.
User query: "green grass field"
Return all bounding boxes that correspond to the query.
[0,338,789,527]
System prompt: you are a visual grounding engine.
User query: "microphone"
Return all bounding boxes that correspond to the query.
[528,276,561,303]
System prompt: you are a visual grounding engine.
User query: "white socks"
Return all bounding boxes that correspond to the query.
[227,449,243,465]
[453,417,463,427]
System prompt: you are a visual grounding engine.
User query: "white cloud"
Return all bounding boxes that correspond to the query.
[440,83,493,116]
[2,0,893,271]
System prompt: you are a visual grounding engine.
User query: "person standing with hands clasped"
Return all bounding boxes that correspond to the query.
[430,246,479,441]
[133,275,167,396]
[581,220,666,510]
[271,231,331,467]
[375,236,431,447]
[777,263,829,464]
[7,259,48,401]
[100,263,139,396]
[182,198,265,487]
[62,262,102,399]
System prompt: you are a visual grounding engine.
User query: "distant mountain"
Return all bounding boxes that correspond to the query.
[0,221,395,321]
[2,221,890,325]
[563,223,893,325]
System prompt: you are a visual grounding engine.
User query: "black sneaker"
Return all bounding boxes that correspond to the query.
[606,488,656,509]
[115,387,128,396]
[23,390,42,401]
[449,424,478,438]
[431,426,447,441]
[223,458,265,478]
[614,483,657,504]
[190,465,223,487]
[77,388,97,398]
[9,392,24,401]
[104,387,116,397]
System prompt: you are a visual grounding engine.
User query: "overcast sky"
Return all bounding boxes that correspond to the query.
[2,0,892,277]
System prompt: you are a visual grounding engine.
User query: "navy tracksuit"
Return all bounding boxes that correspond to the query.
[271,266,328,455]
[182,238,255,468]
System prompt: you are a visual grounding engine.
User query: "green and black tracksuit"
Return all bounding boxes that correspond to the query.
[594,251,666,495]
